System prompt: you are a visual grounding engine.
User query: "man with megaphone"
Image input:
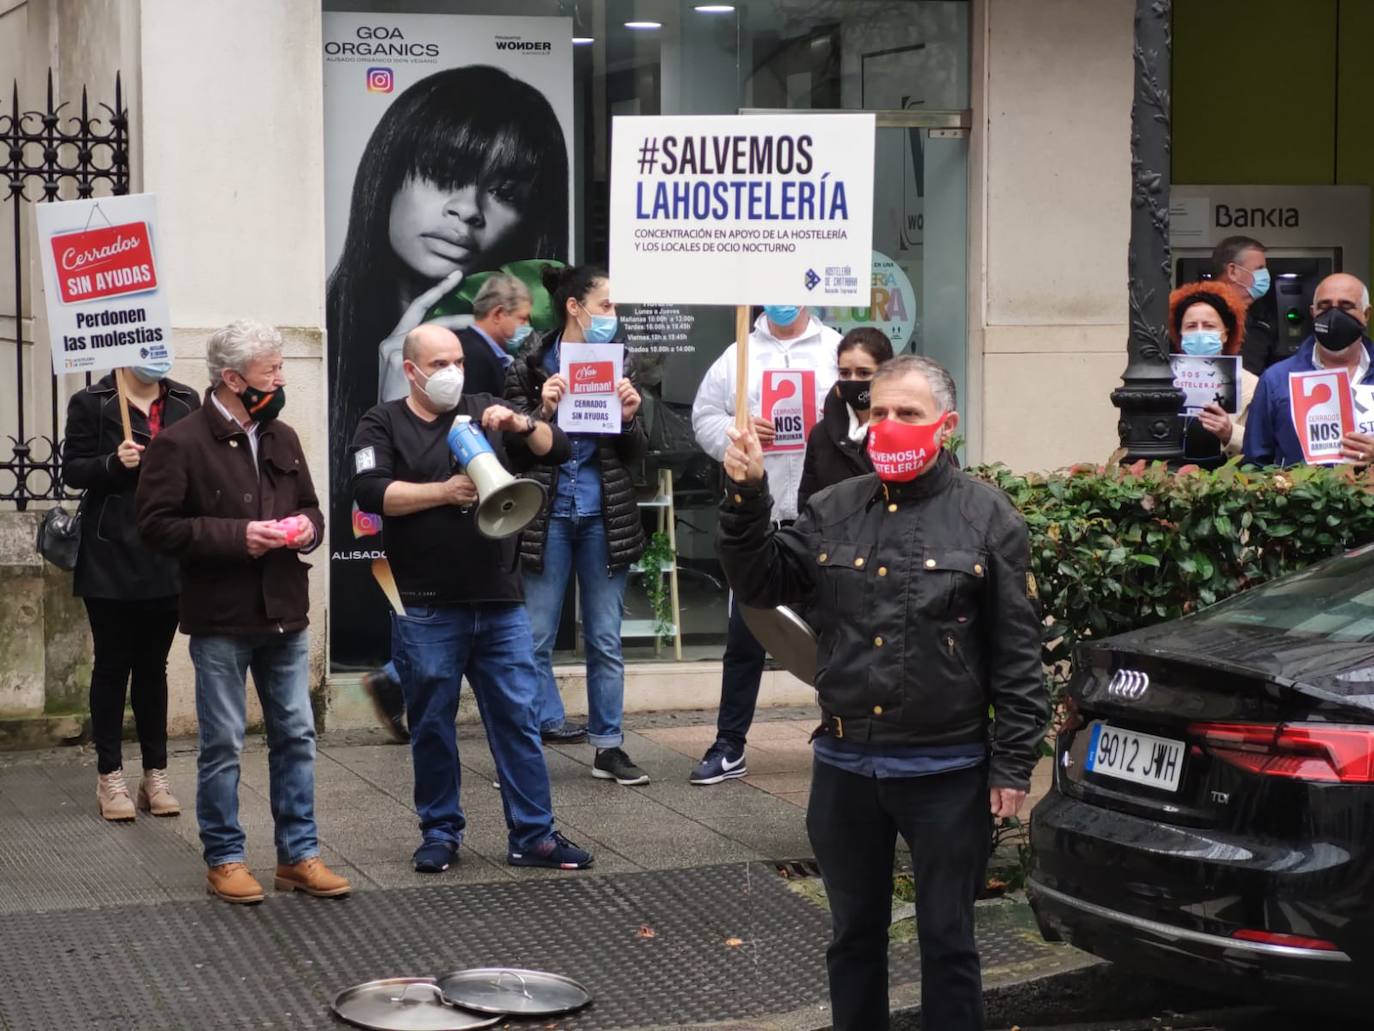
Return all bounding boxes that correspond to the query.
[349,323,595,874]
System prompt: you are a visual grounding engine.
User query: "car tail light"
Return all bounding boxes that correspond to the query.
[1187,722,1374,783]
[1232,929,1339,952]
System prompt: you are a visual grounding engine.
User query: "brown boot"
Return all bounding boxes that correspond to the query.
[206,862,265,904]
[137,769,181,817]
[96,770,136,822]
[274,856,351,898]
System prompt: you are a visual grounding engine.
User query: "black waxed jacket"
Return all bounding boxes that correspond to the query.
[61,375,201,600]
[504,332,647,575]
[717,454,1048,790]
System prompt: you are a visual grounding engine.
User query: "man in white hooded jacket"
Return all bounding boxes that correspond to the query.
[689,305,840,784]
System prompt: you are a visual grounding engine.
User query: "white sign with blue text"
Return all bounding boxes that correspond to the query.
[608,114,875,306]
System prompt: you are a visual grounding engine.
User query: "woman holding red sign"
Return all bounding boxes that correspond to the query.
[505,265,650,787]
[62,363,200,821]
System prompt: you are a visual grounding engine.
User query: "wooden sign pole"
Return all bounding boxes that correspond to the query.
[113,367,133,441]
[734,305,750,433]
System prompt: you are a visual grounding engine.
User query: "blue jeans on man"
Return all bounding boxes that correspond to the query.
[523,514,629,749]
[190,630,319,867]
[391,602,556,852]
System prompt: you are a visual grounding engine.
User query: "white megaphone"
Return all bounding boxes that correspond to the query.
[447,415,547,539]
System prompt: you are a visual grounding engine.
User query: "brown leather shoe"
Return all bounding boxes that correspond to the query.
[96,770,136,822]
[274,856,351,898]
[137,769,181,817]
[207,862,265,904]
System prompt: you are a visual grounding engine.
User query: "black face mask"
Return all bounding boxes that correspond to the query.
[240,383,286,423]
[835,379,872,411]
[1313,307,1365,353]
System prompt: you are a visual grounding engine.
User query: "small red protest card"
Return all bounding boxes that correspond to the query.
[760,369,817,452]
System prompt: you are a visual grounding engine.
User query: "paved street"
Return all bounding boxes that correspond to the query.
[0,707,1083,1030]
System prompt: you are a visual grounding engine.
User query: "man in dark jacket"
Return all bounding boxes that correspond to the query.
[458,273,533,396]
[359,276,538,743]
[137,320,350,906]
[716,354,1047,1031]
[1211,235,1282,375]
[350,323,594,874]
[1243,273,1374,467]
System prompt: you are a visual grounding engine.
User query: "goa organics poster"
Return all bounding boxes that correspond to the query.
[322,13,572,667]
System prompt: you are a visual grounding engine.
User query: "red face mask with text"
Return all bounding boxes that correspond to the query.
[866,416,945,482]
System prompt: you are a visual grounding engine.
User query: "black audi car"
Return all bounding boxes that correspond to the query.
[1029,544,1374,1011]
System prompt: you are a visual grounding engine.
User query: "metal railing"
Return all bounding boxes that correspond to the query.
[1,70,129,510]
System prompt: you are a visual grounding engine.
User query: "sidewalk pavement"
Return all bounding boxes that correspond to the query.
[0,707,1079,1030]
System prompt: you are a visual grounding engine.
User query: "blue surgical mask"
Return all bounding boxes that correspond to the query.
[583,313,618,344]
[764,305,802,328]
[506,323,533,354]
[129,360,172,384]
[1247,267,1271,300]
[1181,330,1224,356]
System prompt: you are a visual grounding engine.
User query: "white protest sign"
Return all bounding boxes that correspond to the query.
[609,114,875,305]
[34,194,172,375]
[1289,368,1354,465]
[1354,384,1374,436]
[1169,355,1240,415]
[558,343,623,435]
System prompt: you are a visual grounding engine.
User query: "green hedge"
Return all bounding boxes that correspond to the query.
[974,459,1374,691]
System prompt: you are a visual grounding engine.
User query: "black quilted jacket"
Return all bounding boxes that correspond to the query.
[503,332,648,575]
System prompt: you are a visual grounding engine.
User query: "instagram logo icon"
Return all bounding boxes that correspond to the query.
[352,502,383,539]
[366,67,394,94]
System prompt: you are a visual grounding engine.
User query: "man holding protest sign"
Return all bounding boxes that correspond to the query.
[1243,273,1374,467]
[689,306,839,784]
[717,354,1047,1031]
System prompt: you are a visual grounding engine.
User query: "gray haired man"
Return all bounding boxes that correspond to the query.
[137,319,350,905]
[460,273,535,395]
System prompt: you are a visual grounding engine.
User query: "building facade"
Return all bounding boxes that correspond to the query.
[1,0,1143,732]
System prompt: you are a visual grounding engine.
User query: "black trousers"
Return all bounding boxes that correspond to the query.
[83,597,179,774]
[716,596,766,751]
[806,758,992,1031]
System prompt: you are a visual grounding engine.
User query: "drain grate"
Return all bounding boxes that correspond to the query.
[775,858,822,878]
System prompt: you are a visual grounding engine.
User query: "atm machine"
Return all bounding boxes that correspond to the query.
[1170,185,1370,361]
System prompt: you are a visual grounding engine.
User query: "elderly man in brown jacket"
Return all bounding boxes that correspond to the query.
[137,319,349,905]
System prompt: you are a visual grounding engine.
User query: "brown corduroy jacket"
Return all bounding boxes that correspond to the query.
[136,392,323,637]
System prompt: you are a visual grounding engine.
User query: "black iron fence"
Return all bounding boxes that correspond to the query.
[1,71,129,510]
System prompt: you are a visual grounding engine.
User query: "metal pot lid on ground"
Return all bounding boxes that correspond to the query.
[332,977,503,1030]
[435,967,592,1016]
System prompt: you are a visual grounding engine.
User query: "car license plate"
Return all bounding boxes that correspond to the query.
[1085,722,1185,793]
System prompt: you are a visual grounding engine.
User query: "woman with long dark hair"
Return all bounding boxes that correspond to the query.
[326,65,568,666]
[505,265,650,786]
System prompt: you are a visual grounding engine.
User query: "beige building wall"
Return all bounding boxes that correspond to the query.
[5,0,329,733]
[972,0,1134,472]
[137,0,328,732]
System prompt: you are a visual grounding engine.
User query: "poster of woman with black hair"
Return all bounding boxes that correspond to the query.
[323,15,573,667]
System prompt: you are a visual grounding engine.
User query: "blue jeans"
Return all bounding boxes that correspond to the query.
[523,515,629,749]
[189,630,318,867]
[391,603,555,852]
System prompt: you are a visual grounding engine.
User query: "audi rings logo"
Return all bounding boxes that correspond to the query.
[1106,669,1150,701]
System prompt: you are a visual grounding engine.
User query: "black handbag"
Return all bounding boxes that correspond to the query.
[37,503,82,571]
